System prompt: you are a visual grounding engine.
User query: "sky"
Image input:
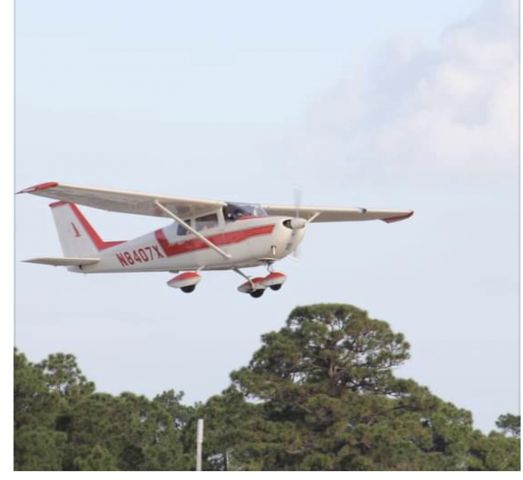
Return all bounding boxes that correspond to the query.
[15,0,518,434]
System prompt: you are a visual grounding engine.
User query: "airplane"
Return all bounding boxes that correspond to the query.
[17,181,414,298]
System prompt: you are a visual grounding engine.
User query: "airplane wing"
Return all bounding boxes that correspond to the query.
[17,182,226,219]
[261,204,414,223]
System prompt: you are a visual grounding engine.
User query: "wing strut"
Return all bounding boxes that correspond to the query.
[154,200,231,260]
[233,267,255,289]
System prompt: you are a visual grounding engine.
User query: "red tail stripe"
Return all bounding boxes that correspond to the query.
[155,224,275,257]
[49,201,68,208]
[51,202,124,251]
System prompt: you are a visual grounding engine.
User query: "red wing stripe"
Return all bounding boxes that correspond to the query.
[155,224,275,257]
[382,211,414,223]
[17,181,59,194]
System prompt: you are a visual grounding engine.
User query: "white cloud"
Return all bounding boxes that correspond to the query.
[280,0,518,183]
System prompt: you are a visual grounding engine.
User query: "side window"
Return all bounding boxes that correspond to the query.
[195,213,218,231]
[177,220,191,236]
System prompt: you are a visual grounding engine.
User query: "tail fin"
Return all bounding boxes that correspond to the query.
[50,202,123,257]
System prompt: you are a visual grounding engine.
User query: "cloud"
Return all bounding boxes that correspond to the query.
[280,0,518,184]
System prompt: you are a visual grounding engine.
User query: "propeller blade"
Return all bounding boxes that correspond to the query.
[293,187,302,219]
[292,187,304,259]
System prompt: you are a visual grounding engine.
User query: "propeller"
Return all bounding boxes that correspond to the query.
[291,187,304,259]
[294,187,302,220]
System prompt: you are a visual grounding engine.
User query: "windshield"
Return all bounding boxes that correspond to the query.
[223,202,268,221]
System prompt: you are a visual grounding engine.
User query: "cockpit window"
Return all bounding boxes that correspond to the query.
[223,202,268,222]
[177,219,191,236]
[195,213,219,231]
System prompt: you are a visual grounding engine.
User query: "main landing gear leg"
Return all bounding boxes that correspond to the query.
[233,268,255,289]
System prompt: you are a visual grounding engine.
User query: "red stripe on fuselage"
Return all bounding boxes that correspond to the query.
[155,224,275,257]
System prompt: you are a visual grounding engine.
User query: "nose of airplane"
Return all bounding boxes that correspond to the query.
[283,218,307,230]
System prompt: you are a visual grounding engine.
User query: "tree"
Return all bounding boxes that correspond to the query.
[14,349,58,430]
[37,353,95,398]
[14,349,193,470]
[496,414,520,438]
[14,426,66,471]
[191,386,261,470]
[207,304,500,470]
[33,353,97,470]
[74,445,118,471]
[63,390,192,470]
[14,350,66,470]
[467,430,520,470]
[13,304,520,471]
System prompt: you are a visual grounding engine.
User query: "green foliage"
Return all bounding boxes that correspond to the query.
[14,350,66,470]
[467,430,520,470]
[496,413,520,438]
[14,350,191,470]
[222,304,480,470]
[37,353,95,398]
[13,303,520,471]
[74,445,118,471]
[14,349,58,430]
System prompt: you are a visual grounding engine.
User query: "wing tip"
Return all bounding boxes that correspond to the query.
[382,211,414,223]
[17,181,59,194]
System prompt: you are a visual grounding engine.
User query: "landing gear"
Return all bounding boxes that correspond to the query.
[234,268,286,298]
[167,272,201,293]
[249,289,265,298]
[181,285,196,293]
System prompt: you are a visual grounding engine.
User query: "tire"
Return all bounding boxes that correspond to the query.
[270,284,282,291]
[181,285,196,293]
[249,289,265,298]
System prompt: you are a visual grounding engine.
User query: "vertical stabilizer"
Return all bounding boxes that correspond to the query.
[49,202,123,257]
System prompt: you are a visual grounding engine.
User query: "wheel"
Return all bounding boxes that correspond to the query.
[249,289,265,298]
[270,284,282,291]
[181,285,196,293]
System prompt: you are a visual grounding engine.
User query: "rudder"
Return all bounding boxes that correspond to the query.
[50,202,123,257]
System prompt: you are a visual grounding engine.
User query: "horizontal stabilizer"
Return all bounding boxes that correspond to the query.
[23,257,100,266]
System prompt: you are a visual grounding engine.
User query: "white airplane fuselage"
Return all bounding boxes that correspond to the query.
[19,182,413,295]
[74,215,305,274]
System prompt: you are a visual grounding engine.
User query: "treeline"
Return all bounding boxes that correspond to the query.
[14,304,520,470]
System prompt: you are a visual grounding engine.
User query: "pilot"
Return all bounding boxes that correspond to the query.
[224,205,244,221]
